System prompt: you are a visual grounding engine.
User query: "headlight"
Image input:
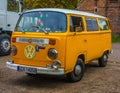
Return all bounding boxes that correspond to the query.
[11,45,17,56]
[48,48,58,59]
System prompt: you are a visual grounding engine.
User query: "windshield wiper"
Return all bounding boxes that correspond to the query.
[32,26,48,34]
[41,28,49,34]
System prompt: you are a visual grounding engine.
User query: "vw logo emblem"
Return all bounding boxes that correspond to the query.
[28,39,32,43]
[24,45,36,59]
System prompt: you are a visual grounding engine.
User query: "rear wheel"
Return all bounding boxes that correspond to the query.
[0,34,10,56]
[66,58,85,82]
[98,52,108,67]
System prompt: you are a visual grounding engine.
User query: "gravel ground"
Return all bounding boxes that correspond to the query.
[0,43,120,93]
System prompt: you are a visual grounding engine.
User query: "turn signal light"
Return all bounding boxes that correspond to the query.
[12,37,16,43]
[11,45,17,56]
[49,39,56,45]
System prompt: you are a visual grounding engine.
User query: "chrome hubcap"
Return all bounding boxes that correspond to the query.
[2,40,10,52]
[103,54,107,62]
[75,65,81,76]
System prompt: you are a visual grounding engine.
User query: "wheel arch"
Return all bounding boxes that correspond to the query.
[105,50,111,55]
[78,54,85,64]
[102,49,111,57]
[66,53,86,82]
[0,30,12,36]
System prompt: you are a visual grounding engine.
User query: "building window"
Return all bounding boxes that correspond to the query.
[94,7,98,13]
[109,0,118,3]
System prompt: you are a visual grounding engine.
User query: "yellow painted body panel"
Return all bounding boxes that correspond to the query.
[11,32,67,68]
[65,31,111,72]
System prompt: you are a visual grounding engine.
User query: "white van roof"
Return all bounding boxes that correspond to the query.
[25,8,106,18]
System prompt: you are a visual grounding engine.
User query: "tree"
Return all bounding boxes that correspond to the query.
[22,0,81,10]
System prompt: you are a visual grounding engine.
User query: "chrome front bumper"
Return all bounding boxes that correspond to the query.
[6,61,64,75]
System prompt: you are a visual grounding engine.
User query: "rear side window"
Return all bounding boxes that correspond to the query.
[98,19,109,30]
[86,18,98,31]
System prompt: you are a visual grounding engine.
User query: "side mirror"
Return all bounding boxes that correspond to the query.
[20,1,23,5]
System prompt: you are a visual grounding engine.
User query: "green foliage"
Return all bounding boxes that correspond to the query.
[112,37,120,43]
[7,0,19,12]
[22,0,81,10]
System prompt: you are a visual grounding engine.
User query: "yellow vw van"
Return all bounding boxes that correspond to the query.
[7,8,112,82]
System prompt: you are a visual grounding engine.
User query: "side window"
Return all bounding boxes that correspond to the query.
[70,16,84,32]
[98,19,109,30]
[86,18,98,31]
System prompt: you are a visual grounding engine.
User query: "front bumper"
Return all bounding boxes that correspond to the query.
[6,61,64,75]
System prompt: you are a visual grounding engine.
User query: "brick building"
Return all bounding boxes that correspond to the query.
[78,0,120,36]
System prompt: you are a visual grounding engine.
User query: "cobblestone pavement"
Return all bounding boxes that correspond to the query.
[109,43,120,62]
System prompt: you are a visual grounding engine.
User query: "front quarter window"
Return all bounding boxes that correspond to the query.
[15,11,67,33]
[70,16,84,32]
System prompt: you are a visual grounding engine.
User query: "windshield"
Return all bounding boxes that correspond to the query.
[15,11,67,33]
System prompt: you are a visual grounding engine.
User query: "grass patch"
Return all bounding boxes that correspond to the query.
[112,37,120,42]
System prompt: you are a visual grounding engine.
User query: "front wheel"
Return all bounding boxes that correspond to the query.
[0,34,10,56]
[26,73,37,77]
[66,58,85,82]
[98,52,108,67]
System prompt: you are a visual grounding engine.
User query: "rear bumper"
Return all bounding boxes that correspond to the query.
[6,61,64,75]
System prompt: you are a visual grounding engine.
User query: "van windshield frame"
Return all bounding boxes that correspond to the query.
[15,11,67,33]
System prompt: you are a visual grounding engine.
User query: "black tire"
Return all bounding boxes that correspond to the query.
[98,52,108,67]
[66,58,85,82]
[26,73,37,77]
[0,34,10,56]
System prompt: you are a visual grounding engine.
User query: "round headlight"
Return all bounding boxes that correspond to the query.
[11,45,17,56]
[48,48,58,59]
